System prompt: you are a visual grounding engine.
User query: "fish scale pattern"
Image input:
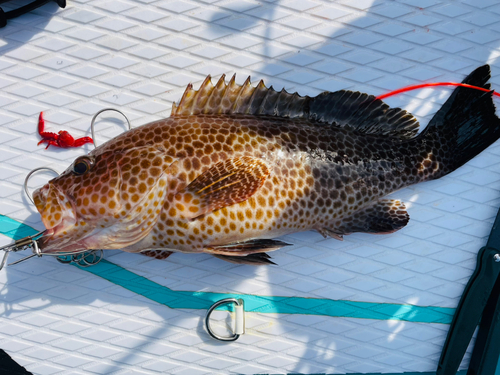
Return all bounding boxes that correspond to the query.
[0,0,500,373]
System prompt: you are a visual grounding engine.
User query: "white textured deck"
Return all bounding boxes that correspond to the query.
[0,0,499,373]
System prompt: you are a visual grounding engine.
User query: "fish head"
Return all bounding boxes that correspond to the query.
[33,146,171,254]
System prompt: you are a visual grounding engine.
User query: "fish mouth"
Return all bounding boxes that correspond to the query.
[33,183,78,252]
[36,229,89,255]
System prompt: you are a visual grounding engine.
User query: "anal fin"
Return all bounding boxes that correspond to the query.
[204,239,291,256]
[213,253,276,265]
[325,199,409,237]
[317,228,344,241]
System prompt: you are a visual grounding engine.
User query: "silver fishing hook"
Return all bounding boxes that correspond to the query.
[23,167,59,205]
[91,108,131,148]
[56,250,104,267]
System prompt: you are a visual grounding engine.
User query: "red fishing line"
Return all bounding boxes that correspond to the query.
[376,82,500,101]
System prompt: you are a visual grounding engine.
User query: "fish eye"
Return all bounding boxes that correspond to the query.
[72,156,93,175]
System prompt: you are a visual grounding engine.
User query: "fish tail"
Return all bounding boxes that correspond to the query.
[417,65,500,179]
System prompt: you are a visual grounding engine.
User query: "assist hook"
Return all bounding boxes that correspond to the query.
[90,108,131,148]
[24,167,59,205]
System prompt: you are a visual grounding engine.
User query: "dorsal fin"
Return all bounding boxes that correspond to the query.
[171,75,420,139]
[310,90,420,139]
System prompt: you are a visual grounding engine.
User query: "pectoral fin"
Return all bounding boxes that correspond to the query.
[324,199,409,236]
[175,157,269,219]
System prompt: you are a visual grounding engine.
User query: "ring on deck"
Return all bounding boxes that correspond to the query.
[205,298,245,341]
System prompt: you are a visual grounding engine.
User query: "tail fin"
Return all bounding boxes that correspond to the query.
[419,65,500,178]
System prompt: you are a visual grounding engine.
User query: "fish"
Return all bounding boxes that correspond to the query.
[32,65,500,265]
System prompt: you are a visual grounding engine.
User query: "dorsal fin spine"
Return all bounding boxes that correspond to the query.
[202,76,217,114]
[248,79,267,114]
[201,76,220,115]
[174,83,193,116]
[195,75,215,115]
[258,84,272,115]
[288,92,303,118]
[231,76,252,114]
[214,75,228,114]
[185,83,197,115]
[259,85,279,116]
[200,77,214,115]
[241,77,255,114]
[275,88,293,117]
[220,74,237,114]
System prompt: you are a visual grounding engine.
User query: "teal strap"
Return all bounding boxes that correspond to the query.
[0,214,455,323]
[0,214,40,240]
[83,259,454,323]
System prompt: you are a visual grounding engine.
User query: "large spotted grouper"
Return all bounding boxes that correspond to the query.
[32,65,500,265]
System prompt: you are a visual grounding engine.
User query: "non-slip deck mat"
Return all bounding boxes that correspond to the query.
[0,0,500,374]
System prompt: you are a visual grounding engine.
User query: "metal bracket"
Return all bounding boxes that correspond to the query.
[205,298,245,341]
[0,231,45,271]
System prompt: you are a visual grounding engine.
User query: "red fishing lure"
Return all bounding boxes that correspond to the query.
[37,112,94,149]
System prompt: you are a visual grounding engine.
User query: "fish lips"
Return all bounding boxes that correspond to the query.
[33,183,77,245]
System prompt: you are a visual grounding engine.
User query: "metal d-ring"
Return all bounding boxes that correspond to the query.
[91,108,131,148]
[24,167,60,204]
[205,298,245,341]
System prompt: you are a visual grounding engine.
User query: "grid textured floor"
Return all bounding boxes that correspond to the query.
[0,0,499,373]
